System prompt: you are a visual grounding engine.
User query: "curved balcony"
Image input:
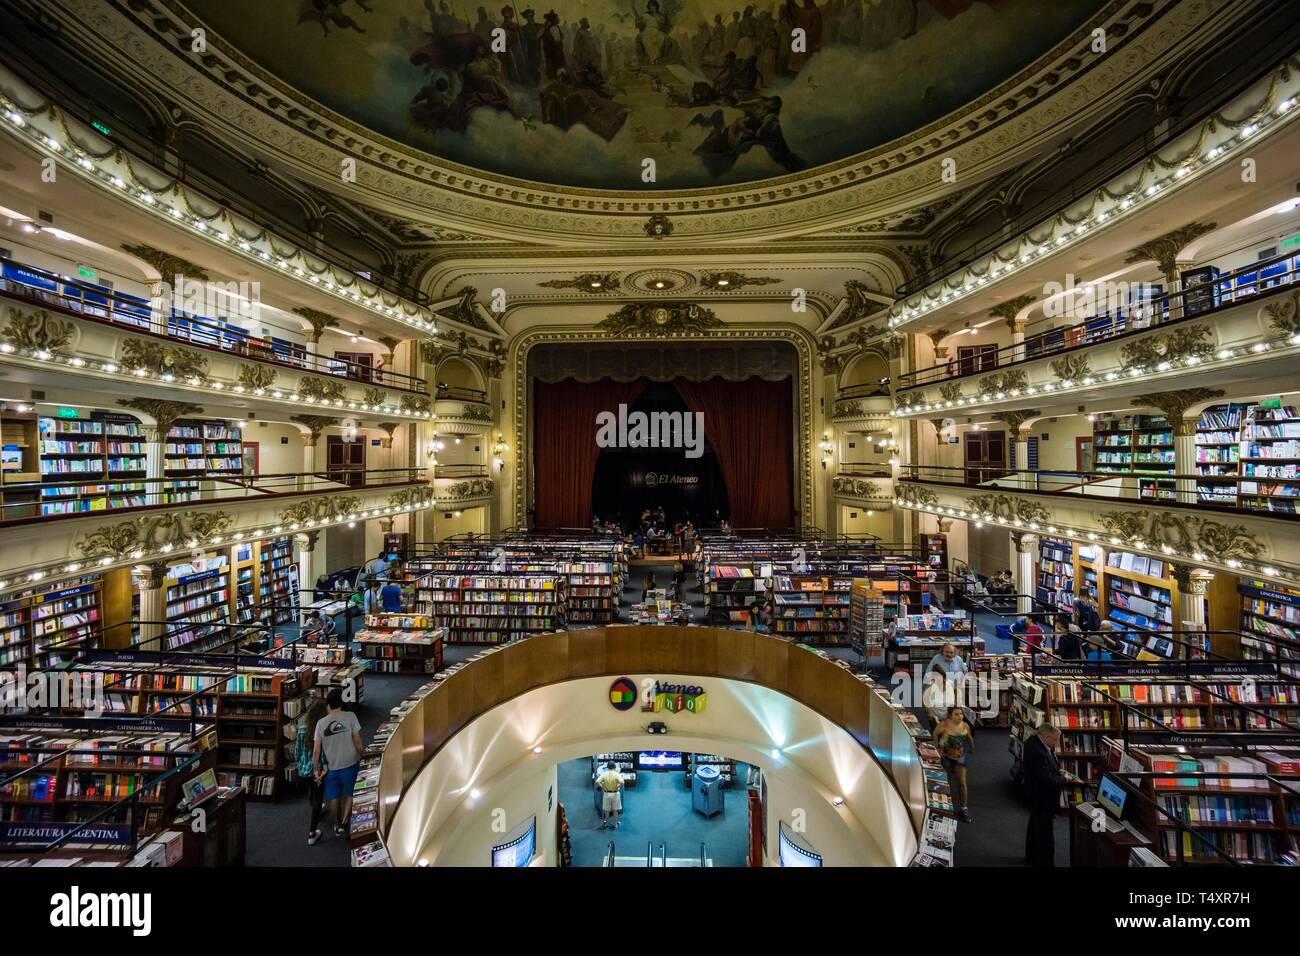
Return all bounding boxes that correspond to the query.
[0,468,432,587]
[432,464,494,507]
[373,626,927,867]
[433,383,494,433]
[895,465,1298,584]
[830,470,894,510]
[894,253,1300,418]
[0,265,434,419]
[830,385,893,428]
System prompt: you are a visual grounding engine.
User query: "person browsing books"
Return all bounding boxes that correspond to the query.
[934,704,974,822]
[379,578,404,613]
[925,643,967,680]
[362,550,390,582]
[304,610,335,644]
[597,761,623,830]
[362,580,383,615]
[1022,724,1073,866]
[313,687,364,837]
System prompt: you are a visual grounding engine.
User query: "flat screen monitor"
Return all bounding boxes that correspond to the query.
[1097,774,1128,820]
[778,821,822,867]
[490,816,536,867]
[638,750,683,770]
[181,767,219,807]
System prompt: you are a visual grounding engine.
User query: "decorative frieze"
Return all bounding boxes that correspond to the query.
[976,368,1028,397]
[1263,290,1300,335]
[437,478,494,501]
[964,494,1051,525]
[699,271,780,291]
[898,485,939,509]
[1119,324,1213,371]
[597,303,721,337]
[938,381,964,403]
[2,307,76,353]
[388,488,433,509]
[237,363,277,391]
[120,338,208,382]
[1096,511,1263,560]
[362,387,388,407]
[78,511,233,559]
[1048,354,1092,381]
[400,394,432,416]
[538,273,621,293]
[831,476,892,502]
[297,375,347,403]
[278,495,362,526]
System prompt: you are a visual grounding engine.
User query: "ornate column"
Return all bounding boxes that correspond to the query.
[378,422,400,475]
[136,560,169,649]
[1123,221,1217,322]
[296,530,320,606]
[142,425,165,491]
[290,416,335,490]
[998,409,1039,487]
[1171,563,1214,657]
[118,399,204,501]
[1174,416,1198,505]
[1012,531,1038,616]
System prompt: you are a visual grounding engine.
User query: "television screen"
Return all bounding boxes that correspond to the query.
[778,821,822,867]
[638,751,683,770]
[490,816,536,867]
[1098,774,1128,820]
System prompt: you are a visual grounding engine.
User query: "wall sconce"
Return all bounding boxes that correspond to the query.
[818,433,834,469]
[493,434,508,472]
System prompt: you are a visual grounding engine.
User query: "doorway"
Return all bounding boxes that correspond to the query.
[964,429,1007,485]
[326,435,366,486]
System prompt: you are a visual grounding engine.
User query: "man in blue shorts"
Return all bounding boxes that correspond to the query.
[312,688,364,837]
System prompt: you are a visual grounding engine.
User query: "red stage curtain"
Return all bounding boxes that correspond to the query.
[532,378,647,528]
[673,377,794,530]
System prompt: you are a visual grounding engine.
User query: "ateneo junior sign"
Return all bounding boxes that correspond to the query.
[609,677,707,714]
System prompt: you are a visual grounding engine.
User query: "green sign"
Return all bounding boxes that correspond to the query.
[76,265,97,282]
[1261,398,1283,409]
[56,407,79,419]
[90,120,111,137]
[1281,233,1300,251]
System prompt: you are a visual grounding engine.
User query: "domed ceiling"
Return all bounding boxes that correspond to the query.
[186,0,1110,190]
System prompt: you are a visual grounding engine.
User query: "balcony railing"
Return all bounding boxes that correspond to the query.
[0,258,427,393]
[434,383,489,403]
[836,383,891,401]
[0,467,428,527]
[898,464,1299,520]
[898,249,1300,390]
[433,464,489,479]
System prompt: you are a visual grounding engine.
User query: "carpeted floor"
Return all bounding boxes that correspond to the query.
[558,756,751,867]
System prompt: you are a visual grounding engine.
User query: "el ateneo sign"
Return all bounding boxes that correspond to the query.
[609,677,708,714]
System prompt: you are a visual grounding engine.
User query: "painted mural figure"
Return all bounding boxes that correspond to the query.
[298,0,370,36]
[634,0,682,66]
[691,94,804,175]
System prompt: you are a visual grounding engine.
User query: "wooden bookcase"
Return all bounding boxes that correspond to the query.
[0,578,103,668]
[771,573,851,645]
[416,573,565,644]
[355,614,446,673]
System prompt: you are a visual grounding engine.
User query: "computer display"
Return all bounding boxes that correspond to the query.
[1097,773,1128,820]
[638,750,683,770]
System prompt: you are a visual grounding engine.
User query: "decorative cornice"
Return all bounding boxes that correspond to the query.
[597,303,721,338]
[1130,388,1225,421]
[116,398,204,433]
[119,243,210,282]
[279,495,362,526]
[964,494,1051,526]
[537,273,622,293]
[78,511,233,559]
[1097,511,1263,561]
[698,272,782,291]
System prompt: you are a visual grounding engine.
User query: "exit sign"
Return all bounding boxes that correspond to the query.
[1262,398,1283,409]
[1281,233,1300,251]
[57,407,79,418]
[90,120,111,137]
[76,265,97,282]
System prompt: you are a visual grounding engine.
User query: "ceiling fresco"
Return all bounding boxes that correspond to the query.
[185,0,1111,190]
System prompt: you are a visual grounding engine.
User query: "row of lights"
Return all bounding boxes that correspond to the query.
[887,96,1298,330]
[894,497,1291,584]
[0,498,437,599]
[892,334,1300,417]
[0,342,437,419]
[0,103,440,337]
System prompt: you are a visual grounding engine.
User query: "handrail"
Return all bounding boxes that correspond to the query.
[659,842,666,868]
[699,842,706,868]
[433,464,490,479]
[646,841,653,868]
[896,29,1300,296]
[898,250,1300,389]
[897,465,1300,521]
[606,840,616,866]
[836,383,891,401]
[0,260,428,393]
[0,468,428,527]
[434,383,489,403]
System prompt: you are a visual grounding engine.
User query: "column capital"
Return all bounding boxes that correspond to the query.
[141,425,164,443]
[1170,563,1213,594]
[296,530,320,552]
[135,560,170,590]
[1011,531,1039,553]
[1173,417,1199,438]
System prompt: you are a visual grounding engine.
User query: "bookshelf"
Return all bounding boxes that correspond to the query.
[888,611,979,670]
[1195,403,1248,504]
[771,573,851,645]
[0,721,216,843]
[355,613,446,673]
[1240,404,1300,515]
[849,581,885,658]
[0,578,103,668]
[704,563,767,625]
[203,422,244,476]
[416,573,565,644]
[1036,536,1075,613]
[1093,414,1175,500]
[563,561,620,625]
[257,538,298,627]
[1078,544,1100,602]
[160,554,231,652]
[1103,551,1175,658]
[36,413,147,516]
[1239,579,1300,675]
[969,653,1026,727]
[1116,741,1300,864]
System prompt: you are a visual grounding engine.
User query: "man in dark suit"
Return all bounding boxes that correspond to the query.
[1023,724,1069,866]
